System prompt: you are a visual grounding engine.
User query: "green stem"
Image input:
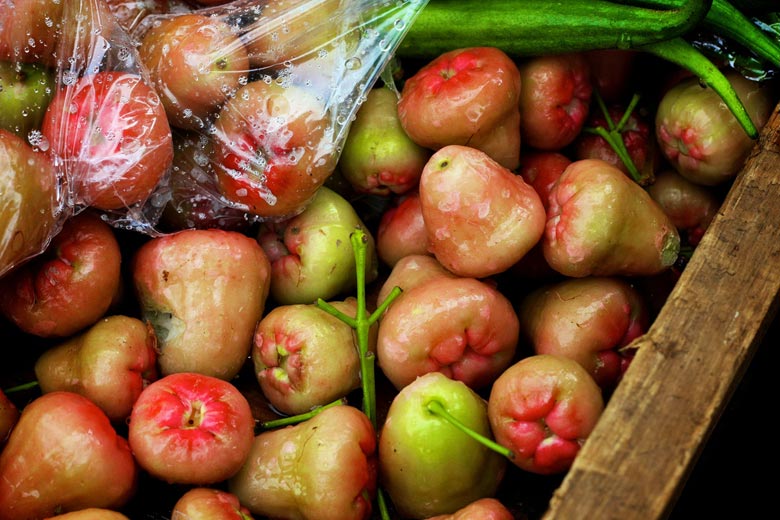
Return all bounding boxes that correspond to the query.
[3,380,39,394]
[377,488,392,520]
[425,399,515,460]
[260,398,347,429]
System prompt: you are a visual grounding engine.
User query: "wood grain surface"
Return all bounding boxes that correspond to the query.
[543,104,780,519]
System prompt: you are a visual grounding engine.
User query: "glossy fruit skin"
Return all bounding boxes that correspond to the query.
[519,150,572,211]
[488,354,604,475]
[420,145,546,278]
[128,372,255,485]
[44,509,131,520]
[0,392,138,520]
[171,488,255,520]
[34,315,159,422]
[375,253,455,307]
[229,405,377,520]
[132,228,271,380]
[0,128,59,277]
[543,158,680,277]
[377,275,519,391]
[398,47,522,169]
[379,372,506,519]
[426,498,514,520]
[0,0,63,65]
[41,71,173,211]
[0,60,55,138]
[0,211,122,338]
[376,191,432,268]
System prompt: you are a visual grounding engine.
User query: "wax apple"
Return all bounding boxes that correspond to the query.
[171,488,254,520]
[518,52,592,151]
[647,168,721,246]
[376,191,431,268]
[488,355,604,475]
[0,0,63,64]
[253,299,373,416]
[256,186,377,305]
[0,128,58,277]
[656,72,772,186]
[379,372,506,518]
[0,390,18,445]
[519,277,648,390]
[212,79,335,219]
[229,405,377,520]
[34,315,159,422]
[398,47,522,169]
[519,150,572,211]
[0,211,122,338]
[377,275,518,391]
[138,13,250,131]
[420,145,546,278]
[375,253,455,306]
[339,87,430,195]
[584,49,637,103]
[0,392,138,519]
[0,60,55,138]
[132,228,271,380]
[544,159,680,277]
[45,509,130,520]
[426,498,514,520]
[103,0,168,33]
[128,372,255,485]
[41,71,173,210]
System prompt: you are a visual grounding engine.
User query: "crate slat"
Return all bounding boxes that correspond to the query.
[543,103,780,520]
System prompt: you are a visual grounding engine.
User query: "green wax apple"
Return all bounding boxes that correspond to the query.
[379,372,506,518]
[0,60,54,138]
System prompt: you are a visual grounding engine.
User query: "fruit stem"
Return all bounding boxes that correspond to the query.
[260,398,347,429]
[3,380,39,394]
[425,399,515,459]
[377,488,392,520]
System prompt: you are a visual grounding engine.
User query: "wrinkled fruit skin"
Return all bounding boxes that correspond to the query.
[128,372,255,485]
[379,372,506,519]
[655,72,772,186]
[488,354,604,475]
[257,186,377,305]
[252,299,371,415]
[339,87,431,195]
[543,159,680,277]
[0,392,138,519]
[34,315,159,422]
[0,211,122,338]
[132,228,271,380]
[229,405,377,520]
[426,497,514,520]
[171,487,255,520]
[519,277,648,390]
[420,145,546,278]
[398,47,522,169]
[376,191,432,268]
[519,52,592,151]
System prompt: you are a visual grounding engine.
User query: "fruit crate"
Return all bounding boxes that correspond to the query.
[540,99,780,520]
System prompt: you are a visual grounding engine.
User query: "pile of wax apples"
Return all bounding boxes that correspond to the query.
[1,1,779,520]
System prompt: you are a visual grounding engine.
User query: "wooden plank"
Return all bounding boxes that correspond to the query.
[543,102,780,520]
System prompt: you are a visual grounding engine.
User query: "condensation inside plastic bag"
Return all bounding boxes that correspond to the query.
[129,0,429,230]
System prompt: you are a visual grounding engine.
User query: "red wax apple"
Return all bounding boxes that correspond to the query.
[138,13,250,131]
[518,53,592,151]
[0,211,122,338]
[0,389,19,445]
[584,49,638,103]
[212,79,336,219]
[398,46,522,169]
[41,71,173,210]
[102,0,169,34]
[419,145,546,278]
[0,0,63,65]
[377,275,518,391]
[0,392,138,519]
[376,191,432,268]
[488,354,604,475]
[128,372,255,485]
[519,150,572,211]
[426,498,514,520]
[132,228,271,380]
[171,488,254,520]
[34,315,159,422]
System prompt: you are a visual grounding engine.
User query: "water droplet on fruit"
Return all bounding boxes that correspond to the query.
[27,131,49,152]
[345,57,361,70]
[62,71,78,86]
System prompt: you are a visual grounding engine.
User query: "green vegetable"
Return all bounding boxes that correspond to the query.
[396,0,712,58]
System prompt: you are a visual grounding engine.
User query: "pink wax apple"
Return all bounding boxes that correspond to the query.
[45,509,131,520]
[519,150,573,211]
[0,392,138,519]
[376,191,432,267]
[426,498,514,520]
[0,211,122,338]
[488,354,604,475]
[518,52,592,151]
[132,228,271,380]
[375,253,455,306]
[519,277,648,389]
[377,275,518,391]
[419,145,546,278]
[128,372,255,485]
[544,159,680,277]
[398,46,522,169]
[171,488,254,520]
[34,315,159,422]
